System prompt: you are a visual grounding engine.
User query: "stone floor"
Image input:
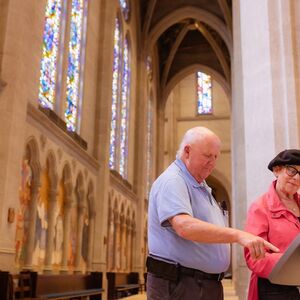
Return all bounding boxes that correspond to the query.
[122,279,239,300]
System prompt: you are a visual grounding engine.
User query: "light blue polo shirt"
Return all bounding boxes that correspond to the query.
[148,158,230,273]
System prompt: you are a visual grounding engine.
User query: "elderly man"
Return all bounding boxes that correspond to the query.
[147,126,279,300]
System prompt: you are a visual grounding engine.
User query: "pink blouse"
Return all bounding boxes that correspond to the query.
[244,181,300,300]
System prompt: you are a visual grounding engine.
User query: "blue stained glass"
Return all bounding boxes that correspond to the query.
[109,17,122,169]
[119,0,129,21]
[119,37,130,178]
[197,71,212,114]
[38,0,63,109]
[146,97,153,196]
[65,0,85,131]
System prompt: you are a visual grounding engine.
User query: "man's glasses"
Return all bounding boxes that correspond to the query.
[285,165,300,177]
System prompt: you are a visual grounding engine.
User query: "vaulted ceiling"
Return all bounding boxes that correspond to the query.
[139,0,232,101]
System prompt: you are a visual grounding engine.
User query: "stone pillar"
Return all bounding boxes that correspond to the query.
[44,189,58,273]
[74,197,86,273]
[86,211,95,272]
[23,183,39,269]
[232,1,299,298]
[60,196,73,273]
[126,218,132,271]
[120,216,127,271]
[107,206,115,271]
[114,210,121,270]
[127,221,133,271]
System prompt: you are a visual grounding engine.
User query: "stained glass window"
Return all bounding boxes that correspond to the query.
[146,55,152,80]
[39,0,87,133]
[146,97,153,197]
[38,0,63,109]
[119,36,130,178]
[109,17,122,170]
[109,17,131,179]
[196,71,212,114]
[119,0,130,21]
[65,0,87,131]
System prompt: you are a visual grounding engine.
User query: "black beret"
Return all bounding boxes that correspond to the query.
[268,149,300,171]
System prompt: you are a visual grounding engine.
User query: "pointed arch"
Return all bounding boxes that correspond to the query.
[163,64,230,109]
[147,6,232,56]
[87,181,95,214]
[75,171,85,203]
[46,150,58,189]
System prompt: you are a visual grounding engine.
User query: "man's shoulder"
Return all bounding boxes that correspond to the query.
[153,162,185,188]
[158,162,183,180]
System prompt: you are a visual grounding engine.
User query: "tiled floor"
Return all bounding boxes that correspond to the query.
[122,279,239,300]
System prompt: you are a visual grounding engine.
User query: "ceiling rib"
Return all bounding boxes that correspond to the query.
[161,23,190,88]
[195,21,230,82]
[148,6,232,56]
[217,0,232,34]
[142,0,157,44]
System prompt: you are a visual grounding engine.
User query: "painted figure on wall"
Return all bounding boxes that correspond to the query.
[53,181,64,267]
[81,212,89,270]
[68,202,77,269]
[15,159,32,265]
[32,169,49,267]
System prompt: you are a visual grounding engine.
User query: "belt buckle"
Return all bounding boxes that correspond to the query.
[217,273,223,281]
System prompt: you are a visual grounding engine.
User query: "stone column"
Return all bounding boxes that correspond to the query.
[120,216,127,271]
[232,1,299,298]
[126,218,132,271]
[23,183,39,269]
[126,221,133,271]
[60,195,73,273]
[107,207,114,271]
[44,188,58,273]
[74,195,86,273]
[114,210,121,270]
[86,211,95,272]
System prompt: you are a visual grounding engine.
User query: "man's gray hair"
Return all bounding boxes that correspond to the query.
[176,127,216,158]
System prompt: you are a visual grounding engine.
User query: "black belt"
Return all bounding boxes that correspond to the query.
[146,256,224,282]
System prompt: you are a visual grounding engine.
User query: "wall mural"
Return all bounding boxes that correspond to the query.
[80,210,89,270]
[32,169,49,267]
[53,180,64,268]
[68,202,77,269]
[15,159,32,265]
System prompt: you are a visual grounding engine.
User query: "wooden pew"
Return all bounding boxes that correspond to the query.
[0,271,39,300]
[0,271,104,300]
[35,272,104,300]
[106,272,140,300]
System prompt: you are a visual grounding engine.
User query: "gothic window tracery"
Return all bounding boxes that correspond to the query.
[109,15,131,179]
[38,0,88,132]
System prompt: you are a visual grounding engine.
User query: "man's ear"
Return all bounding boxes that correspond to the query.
[184,145,190,157]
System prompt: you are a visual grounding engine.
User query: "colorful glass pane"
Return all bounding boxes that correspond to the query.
[146,98,153,197]
[119,36,130,178]
[146,55,152,80]
[109,17,122,169]
[65,0,86,131]
[38,0,63,109]
[197,71,212,114]
[119,0,129,21]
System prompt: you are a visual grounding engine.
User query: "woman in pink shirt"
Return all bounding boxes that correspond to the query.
[244,149,300,300]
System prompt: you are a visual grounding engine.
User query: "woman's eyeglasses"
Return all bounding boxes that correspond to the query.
[285,165,300,177]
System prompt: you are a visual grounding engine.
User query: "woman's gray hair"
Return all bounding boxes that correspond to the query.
[176,127,216,158]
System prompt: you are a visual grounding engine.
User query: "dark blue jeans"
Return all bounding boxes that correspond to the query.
[147,272,223,300]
